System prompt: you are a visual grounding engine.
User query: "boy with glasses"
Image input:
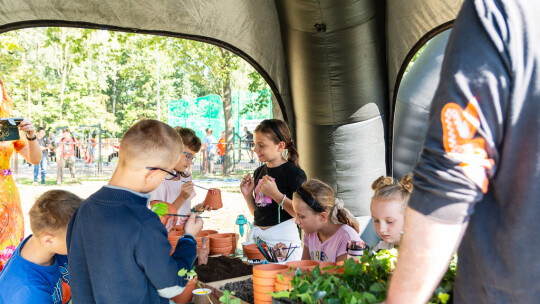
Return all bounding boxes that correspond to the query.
[67,120,203,303]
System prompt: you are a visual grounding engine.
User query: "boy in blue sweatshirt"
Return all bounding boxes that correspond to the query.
[0,190,82,303]
[67,119,203,303]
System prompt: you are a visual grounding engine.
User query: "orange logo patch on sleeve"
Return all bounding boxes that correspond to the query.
[441,97,494,193]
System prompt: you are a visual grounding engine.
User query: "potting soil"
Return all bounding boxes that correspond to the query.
[220,278,254,304]
[195,256,253,283]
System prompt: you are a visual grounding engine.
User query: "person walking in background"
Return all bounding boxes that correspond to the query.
[0,78,42,271]
[243,126,255,163]
[202,128,217,176]
[217,131,226,174]
[33,127,49,185]
[57,129,77,183]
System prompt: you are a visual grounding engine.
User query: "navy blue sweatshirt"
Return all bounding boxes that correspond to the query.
[67,186,197,303]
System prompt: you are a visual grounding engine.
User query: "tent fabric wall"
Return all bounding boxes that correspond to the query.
[0,0,463,218]
[392,29,451,180]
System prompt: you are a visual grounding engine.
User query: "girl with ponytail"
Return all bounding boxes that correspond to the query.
[240,119,306,260]
[370,173,413,251]
[274,179,363,263]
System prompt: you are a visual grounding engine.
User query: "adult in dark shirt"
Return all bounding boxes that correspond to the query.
[240,119,306,261]
[385,1,540,303]
[33,127,49,185]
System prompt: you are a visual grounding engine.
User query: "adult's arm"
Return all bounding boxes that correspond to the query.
[17,120,41,164]
[385,208,465,304]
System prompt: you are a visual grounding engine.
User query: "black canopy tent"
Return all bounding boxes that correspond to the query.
[0,0,463,235]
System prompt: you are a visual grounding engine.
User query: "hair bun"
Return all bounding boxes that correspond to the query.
[400,173,414,193]
[371,176,394,190]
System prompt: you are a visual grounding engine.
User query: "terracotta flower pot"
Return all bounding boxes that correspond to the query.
[275,281,292,291]
[243,244,268,260]
[169,230,183,238]
[253,275,276,286]
[209,246,233,256]
[275,271,294,284]
[253,264,289,278]
[286,260,319,272]
[150,201,178,225]
[173,224,185,233]
[203,188,223,210]
[209,234,232,248]
[254,290,273,302]
[221,233,238,255]
[200,230,218,235]
[318,261,337,274]
[171,278,197,303]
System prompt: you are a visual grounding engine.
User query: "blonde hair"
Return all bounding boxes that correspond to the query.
[371,173,413,210]
[119,119,183,169]
[294,179,360,233]
[29,190,83,236]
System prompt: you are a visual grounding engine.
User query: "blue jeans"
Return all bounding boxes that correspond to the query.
[33,154,47,184]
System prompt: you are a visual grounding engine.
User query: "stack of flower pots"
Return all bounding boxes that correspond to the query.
[168,229,183,255]
[242,243,268,260]
[208,233,233,256]
[252,264,289,304]
[221,233,238,255]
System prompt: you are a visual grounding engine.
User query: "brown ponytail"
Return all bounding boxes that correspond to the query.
[255,119,300,167]
[294,179,360,233]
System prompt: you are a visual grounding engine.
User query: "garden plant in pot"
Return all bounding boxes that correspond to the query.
[272,249,457,304]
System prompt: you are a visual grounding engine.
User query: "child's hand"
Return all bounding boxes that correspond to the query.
[184,212,204,236]
[240,174,255,197]
[180,181,195,200]
[273,242,287,258]
[259,175,281,201]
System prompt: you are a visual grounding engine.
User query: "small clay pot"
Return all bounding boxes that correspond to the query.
[150,201,178,226]
[243,244,268,260]
[168,234,181,242]
[253,275,276,286]
[286,260,319,272]
[221,233,238,255]
[275,281,292,291]
[200,230,218,236]
[209,246,233,256]
[209,234,232,247]
[173,224,185,233]
[203,188,223,210]
[275,271,294,284]
[253,290,273,302]
[171,278,197,303]
[318,261,337,274]
[253,264,289,278]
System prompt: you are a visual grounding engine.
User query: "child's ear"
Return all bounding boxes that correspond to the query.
[39,233,55,248]
[277,141,286,152]
[319,211,329,222]
[145,168,160,184]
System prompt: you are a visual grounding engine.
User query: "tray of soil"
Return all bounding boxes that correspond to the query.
[195,256,253,283]
[219,278,254,304]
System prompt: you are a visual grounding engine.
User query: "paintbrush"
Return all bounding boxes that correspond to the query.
[182,180,211,191]
[166,214,209,218]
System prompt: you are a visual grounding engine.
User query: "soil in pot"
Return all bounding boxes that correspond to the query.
[194,256,253,283]
[219,278,254,304]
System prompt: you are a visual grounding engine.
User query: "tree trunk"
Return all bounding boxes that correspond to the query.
[222,74,234,175]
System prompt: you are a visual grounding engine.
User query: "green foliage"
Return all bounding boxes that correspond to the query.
[219,290,242,304]
[0,27,267,138]
[241,71,271,115]
[273,250,457,304]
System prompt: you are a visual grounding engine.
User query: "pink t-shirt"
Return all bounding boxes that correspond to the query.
[149,175,196,224]
[304,225,361,262]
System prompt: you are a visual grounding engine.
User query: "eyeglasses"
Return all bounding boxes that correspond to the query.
[183,151,196,161]
[146,167,179,180]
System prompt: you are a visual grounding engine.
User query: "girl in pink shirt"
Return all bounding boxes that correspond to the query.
[276,179,363,263]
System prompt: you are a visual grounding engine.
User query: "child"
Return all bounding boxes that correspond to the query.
[67,119,204,303]
[370,174,413,251]
[150,127,208,230]
[240,119,306,261]
[0,190,82,303]
[276,179,363,263]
